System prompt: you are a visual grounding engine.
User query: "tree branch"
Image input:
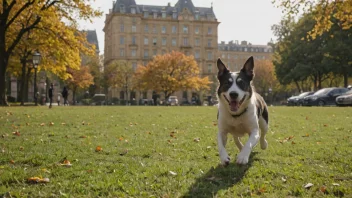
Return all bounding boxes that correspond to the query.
[5,0,35,30]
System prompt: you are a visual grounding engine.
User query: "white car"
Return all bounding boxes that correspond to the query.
[167,96,178,106]
[336,90,352,106]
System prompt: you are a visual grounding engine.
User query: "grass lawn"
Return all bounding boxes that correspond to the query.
[0,106,351,197]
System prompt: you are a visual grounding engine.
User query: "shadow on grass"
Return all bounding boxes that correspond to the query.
[182,152,258,198]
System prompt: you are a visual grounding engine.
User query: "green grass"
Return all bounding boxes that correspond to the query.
[0,106,351,197]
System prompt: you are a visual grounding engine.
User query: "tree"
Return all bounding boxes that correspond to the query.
[273,0,352,38]
[0,0,101,105]
[135,51,211,99]
[104,60,135,101]
[66,66,94,105]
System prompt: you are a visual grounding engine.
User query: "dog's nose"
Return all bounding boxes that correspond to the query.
[229,92,238,99]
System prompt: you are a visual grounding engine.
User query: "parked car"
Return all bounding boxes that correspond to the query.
[287,91,314,106]
[336,89,352,106]
[91,94,106,105]
[303,87,349,106]
[167,96,178,106]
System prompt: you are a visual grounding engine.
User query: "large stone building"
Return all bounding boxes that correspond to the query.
[104,0,219,103]
[104,0,274,104]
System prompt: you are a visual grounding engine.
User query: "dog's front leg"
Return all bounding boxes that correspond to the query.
[217,131,230,166]
[236,129,259,165]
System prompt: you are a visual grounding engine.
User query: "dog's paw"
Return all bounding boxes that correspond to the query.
[220,156,231,166]
[260,139,268,150]
[236,150,250,165]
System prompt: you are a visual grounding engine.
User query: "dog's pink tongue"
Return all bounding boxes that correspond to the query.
[230,101,239,111]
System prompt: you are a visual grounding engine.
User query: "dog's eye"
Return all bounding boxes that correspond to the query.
[236,79,246,89]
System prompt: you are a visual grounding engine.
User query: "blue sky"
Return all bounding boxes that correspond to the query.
[79,0,284,54]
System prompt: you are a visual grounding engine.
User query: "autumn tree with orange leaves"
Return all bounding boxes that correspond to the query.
[135,51,211,99]
[66,66,94,105]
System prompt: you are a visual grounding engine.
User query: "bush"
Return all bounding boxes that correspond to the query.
[7,95,16,102]
[81,99,91,105]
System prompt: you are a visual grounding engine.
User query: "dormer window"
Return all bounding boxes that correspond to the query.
[195,13,199,20]
[120,5,125,13]
[144,11,149,18]
[172,12,177,19]
[131,7,136,14]
[162,12,166,18]
[153,12,157,18]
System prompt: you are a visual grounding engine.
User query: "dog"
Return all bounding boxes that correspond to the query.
[216,56,269,165]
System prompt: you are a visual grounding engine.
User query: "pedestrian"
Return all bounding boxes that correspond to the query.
[57,93,61,106]
[62,86,69,106]
[48,83,53,108]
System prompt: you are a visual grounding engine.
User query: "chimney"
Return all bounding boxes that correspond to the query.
[241,40,247,45]
[168,2,171,7]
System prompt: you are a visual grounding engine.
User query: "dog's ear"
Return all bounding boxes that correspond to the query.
[241,56,254,81]
[217,58,229,78]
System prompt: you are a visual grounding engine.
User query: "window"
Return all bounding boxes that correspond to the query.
[207,52,213,60]
[195,26,199,34]
[120,91,124,100]
[183,37,189,46]
[120,24,124,32]
[244,48,247,52]
[207,64,212,73]
[132,62,137,71]
[172,12,177,19]
[162,12,166,18]
[162,50,166,54]
[162,26,166,33]
[153,25,157,33]
[183,25,188,34]
[120,48,125,57]
[153,12,157,19]
[195,13,199,20]
[195,38,200,46]
[120,5,125,13]
[144,49,149,58]
[132,25,136,32]
[153,37,157,45]
[153,49,157,56]
[162,37,167,46]
[132,36,136,45]
[144,12,149,18]
[172,38,176,46]
[234,55,238,59]
[208,27,212,35]
[120,36,125,45]
[207,39,212,47]
[185,51,190,56]
[131,8,136,14]
[172,26,177,33]
[144,24,149,33]
[144,37,149,45]
[131,49,136,57]
[222,54,225,58]
[195,50,200,59]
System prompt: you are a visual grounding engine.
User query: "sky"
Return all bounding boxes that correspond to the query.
[79,0,284,55]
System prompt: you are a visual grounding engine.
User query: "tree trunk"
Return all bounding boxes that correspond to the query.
[20,60,27,105]
[318,72,322,90]
[72,87,77,105]
[0,28,8,106]
[343,67,348,88]
[294,80,301,93]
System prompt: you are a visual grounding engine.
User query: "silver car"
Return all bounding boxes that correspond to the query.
[336,90,352,106]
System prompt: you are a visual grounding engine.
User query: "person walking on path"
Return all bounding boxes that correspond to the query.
[57,93,61,106]
[48,83,54,108]
[62,86,69,106]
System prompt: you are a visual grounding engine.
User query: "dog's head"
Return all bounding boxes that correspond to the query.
[217,56,254,114]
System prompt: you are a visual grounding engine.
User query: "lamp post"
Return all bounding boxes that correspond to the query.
[32,52,41,106]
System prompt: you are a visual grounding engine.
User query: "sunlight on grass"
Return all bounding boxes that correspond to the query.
[0,106,351,197]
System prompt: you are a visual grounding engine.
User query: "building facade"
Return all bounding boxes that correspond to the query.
[104,0,219,103]
[218,40,274,72]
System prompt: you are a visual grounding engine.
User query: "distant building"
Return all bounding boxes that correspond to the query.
[218,40,274,71]
[104,0,219,103]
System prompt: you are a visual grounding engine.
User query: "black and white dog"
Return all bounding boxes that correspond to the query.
[216,56,269,165]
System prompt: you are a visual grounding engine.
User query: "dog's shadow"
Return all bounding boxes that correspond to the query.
[182,152,258,198]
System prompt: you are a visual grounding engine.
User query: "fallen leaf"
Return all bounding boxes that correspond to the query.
[49,122,54,126]
[317,142,321,144]
[291,141,296,144]
[61,123,66,125]
[119,137,124,141]
[60,159,72,167]
[306,116,308,120]
[12,131,20,136]
[40,123,45,126]
[10,160,14,164]
[258,188,266,194]
[95,146,102,152]
[79,135,86,138]
[302,134,309,137]
[169,171,177,176]
[27,177,50,183]
[281,177,287,182]
[304,183,314,189]
[319,186,327,193]
[193,138,200,142]
[19,146,24,150]
[332,183,340,186]
[323,124,328,127]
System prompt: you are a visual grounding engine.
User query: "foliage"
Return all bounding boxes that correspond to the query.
[104,60,135,100]
[0,106,351,197]
[0,0,102,105]
[273,0,352,38]
[135,51,211,99]
[66,66,94,103]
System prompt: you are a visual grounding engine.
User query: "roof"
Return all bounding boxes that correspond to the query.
[84,30,99,52]
[112,0,216,19]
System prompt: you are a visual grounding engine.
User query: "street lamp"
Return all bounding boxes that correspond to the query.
[32,52,41,105]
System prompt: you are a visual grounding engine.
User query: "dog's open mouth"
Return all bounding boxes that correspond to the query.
[224,94,246,112]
